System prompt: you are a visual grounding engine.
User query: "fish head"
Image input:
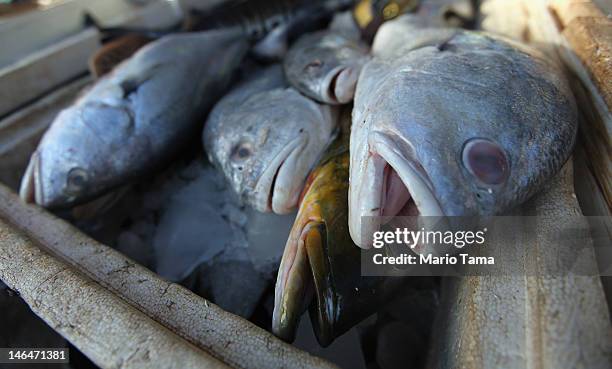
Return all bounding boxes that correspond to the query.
[20,102,135,208]
[349,37,577,248]
[284,31,369,104]
[274,150,397,346]
[273,151,351,345]
[349,105,515,249]
[204,88,336,214]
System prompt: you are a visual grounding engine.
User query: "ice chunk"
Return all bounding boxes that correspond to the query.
[186,247,270,318]
[150,158,296,318]
[246,207,296,277]
[153,165,239,281]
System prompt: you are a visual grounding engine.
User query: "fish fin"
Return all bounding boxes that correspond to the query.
[116,63,163,98]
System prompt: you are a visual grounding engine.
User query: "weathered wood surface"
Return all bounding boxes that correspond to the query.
[481,0,612,212]
[0,0,181,68]
[0,184,338,369]
[0,218,231,369]
[0,77,90,190]
[429,4,612,366]
[0,28,100,118]
[429,161,612,369]
[0,0,182,118]
[551,0,612,108]
[0,1,84,68]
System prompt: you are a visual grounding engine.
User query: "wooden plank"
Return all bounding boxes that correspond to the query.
[92,0,182,29]
[0,218,232,369]
[429,162,612,369]
[573,143,612,316]
[0,185,340,369]
[481,0,612,212]
[569,71,612,210]
[0,1,45,18]
[0,0,181,69]
[0,1,84,68]
[0,0,183,118]
[0,77,90,191]
[0,28,100,118]
[549,0,612,126]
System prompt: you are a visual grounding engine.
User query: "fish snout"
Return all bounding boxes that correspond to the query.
[349,132,444,248]
[19,148,94,209]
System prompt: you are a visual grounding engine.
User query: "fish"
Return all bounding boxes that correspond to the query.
[197,0,349,60]
[272,108,405,346]
[283,29,370,104]
[348,27,578,248]
[352,0,420,40]
[20,29,249,208]
[87,0,352,60]
[371,0,476,57]
[352,0,474,40]
[327,10,362,40]
[203,65,338,214]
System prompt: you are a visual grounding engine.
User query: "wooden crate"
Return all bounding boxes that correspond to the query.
[0,1,610,369]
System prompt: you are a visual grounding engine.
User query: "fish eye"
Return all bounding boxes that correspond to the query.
[462,138,509,186]
[231,142,254,162]
[65,167,89,195]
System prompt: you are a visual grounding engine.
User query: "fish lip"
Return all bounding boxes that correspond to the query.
[253,135,304,213]
[267,160,283,213]
[272,216,330,341]
[321,65,355,105]
[349,131,443,248]
[272,220,319,342]
[19,151,45,206]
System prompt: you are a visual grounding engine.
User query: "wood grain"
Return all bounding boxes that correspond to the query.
[482,0,612,212]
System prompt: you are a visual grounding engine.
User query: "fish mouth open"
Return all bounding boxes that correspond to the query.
[254,135,307,214]
[349,132,443,249]
[19,152,45,206]
[322,66,357,104]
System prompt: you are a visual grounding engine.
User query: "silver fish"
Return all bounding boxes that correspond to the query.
[203,65,338,214]
[371,0,475,57]
[284,30,369,104]
[349,28,577,248]
[20,29,249,209]
[193,0,354,60]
